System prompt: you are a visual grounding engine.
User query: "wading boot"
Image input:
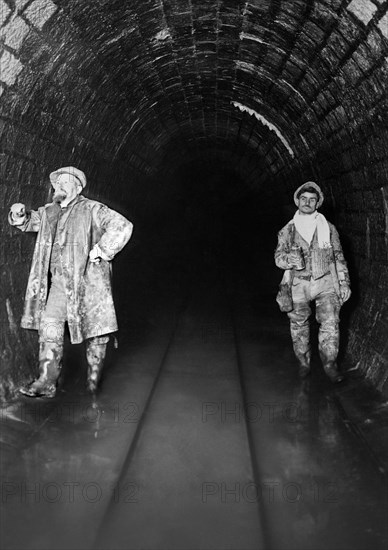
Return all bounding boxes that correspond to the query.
[19,342,63,398]
[86,340,107,394]
[298,362,311,380]
[323,361,345,384]
[295,351,311,379]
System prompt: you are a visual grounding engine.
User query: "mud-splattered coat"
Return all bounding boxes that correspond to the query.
[10,195,132,343]
[275,220,350,286]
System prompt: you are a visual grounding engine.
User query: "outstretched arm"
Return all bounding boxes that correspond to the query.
[8,203,42,232]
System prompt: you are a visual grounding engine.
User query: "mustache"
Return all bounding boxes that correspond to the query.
[53,189,67,203]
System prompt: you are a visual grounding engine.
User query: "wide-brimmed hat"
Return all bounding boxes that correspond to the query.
[49,166,87,189]
[294,181,324,208]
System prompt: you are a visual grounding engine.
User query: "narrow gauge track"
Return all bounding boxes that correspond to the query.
[91,290,192,548]
[92,272,265,550]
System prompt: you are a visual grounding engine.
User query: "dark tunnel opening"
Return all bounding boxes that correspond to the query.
[110,158,281,304]
[109,161,275,342]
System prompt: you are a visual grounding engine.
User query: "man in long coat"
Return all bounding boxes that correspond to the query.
[9,166,133,397]
[275,181,351,383]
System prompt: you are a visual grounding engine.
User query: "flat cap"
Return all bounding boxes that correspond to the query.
[49,166,87,189]
[294,181,324,208]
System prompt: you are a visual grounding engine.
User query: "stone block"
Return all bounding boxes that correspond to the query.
[303,21,327,44]
[366,28,385,58]
[337,17,361,43]
[352,44,374,73]
[24,0,57,31]
[0,50,23,86]
[15,0,30,10]
[0,0,11,24]
[0,16,30,51]
[341,57,363,86]
[377,12,388,40]
[347,0,377,26]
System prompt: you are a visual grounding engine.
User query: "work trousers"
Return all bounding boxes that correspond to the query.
[39,274,109,346]
[39,273,109,386]
[287,273,341,367]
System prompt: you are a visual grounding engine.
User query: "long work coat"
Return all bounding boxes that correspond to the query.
[11,195,133,343]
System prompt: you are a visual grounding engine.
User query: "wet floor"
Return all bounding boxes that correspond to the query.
[1,253,387,550]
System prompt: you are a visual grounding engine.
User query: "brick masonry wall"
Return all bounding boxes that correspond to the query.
[1,0,388,396]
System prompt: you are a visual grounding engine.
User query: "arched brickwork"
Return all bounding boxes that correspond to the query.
[1,0,387,396]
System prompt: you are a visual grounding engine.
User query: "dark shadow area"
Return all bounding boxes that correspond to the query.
[118,162,282,288]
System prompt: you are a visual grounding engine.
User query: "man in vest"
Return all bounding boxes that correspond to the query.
[9,166,133,397]
[275,182,351,382]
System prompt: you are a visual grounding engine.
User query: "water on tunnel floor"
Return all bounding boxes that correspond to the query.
[1,182,387,550]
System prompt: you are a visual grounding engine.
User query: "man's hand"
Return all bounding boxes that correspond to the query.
[89,245,101,263]
[288,249,301,268]
[89,244,109,263]
[288,248,305,270]
[10,203,26,225]
[340,283,351,303]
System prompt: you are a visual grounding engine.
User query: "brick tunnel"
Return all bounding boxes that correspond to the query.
[1,1,388,549]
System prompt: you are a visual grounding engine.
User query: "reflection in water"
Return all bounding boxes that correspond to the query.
[1,394,121,550]
[261,378,387,550]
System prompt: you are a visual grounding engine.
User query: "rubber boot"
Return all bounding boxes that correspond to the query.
[316,296,343,383]
[86,340,107,394]
[19,342,63,398]
[295,350,311,379]
[322,360,345,384]
[319,343,344,383]
[288,304,312,379]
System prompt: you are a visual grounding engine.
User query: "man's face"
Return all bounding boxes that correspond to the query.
[52,174,81,204]
[297,192,318,215]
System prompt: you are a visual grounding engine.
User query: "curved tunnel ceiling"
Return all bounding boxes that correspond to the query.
[1,0,387,187]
